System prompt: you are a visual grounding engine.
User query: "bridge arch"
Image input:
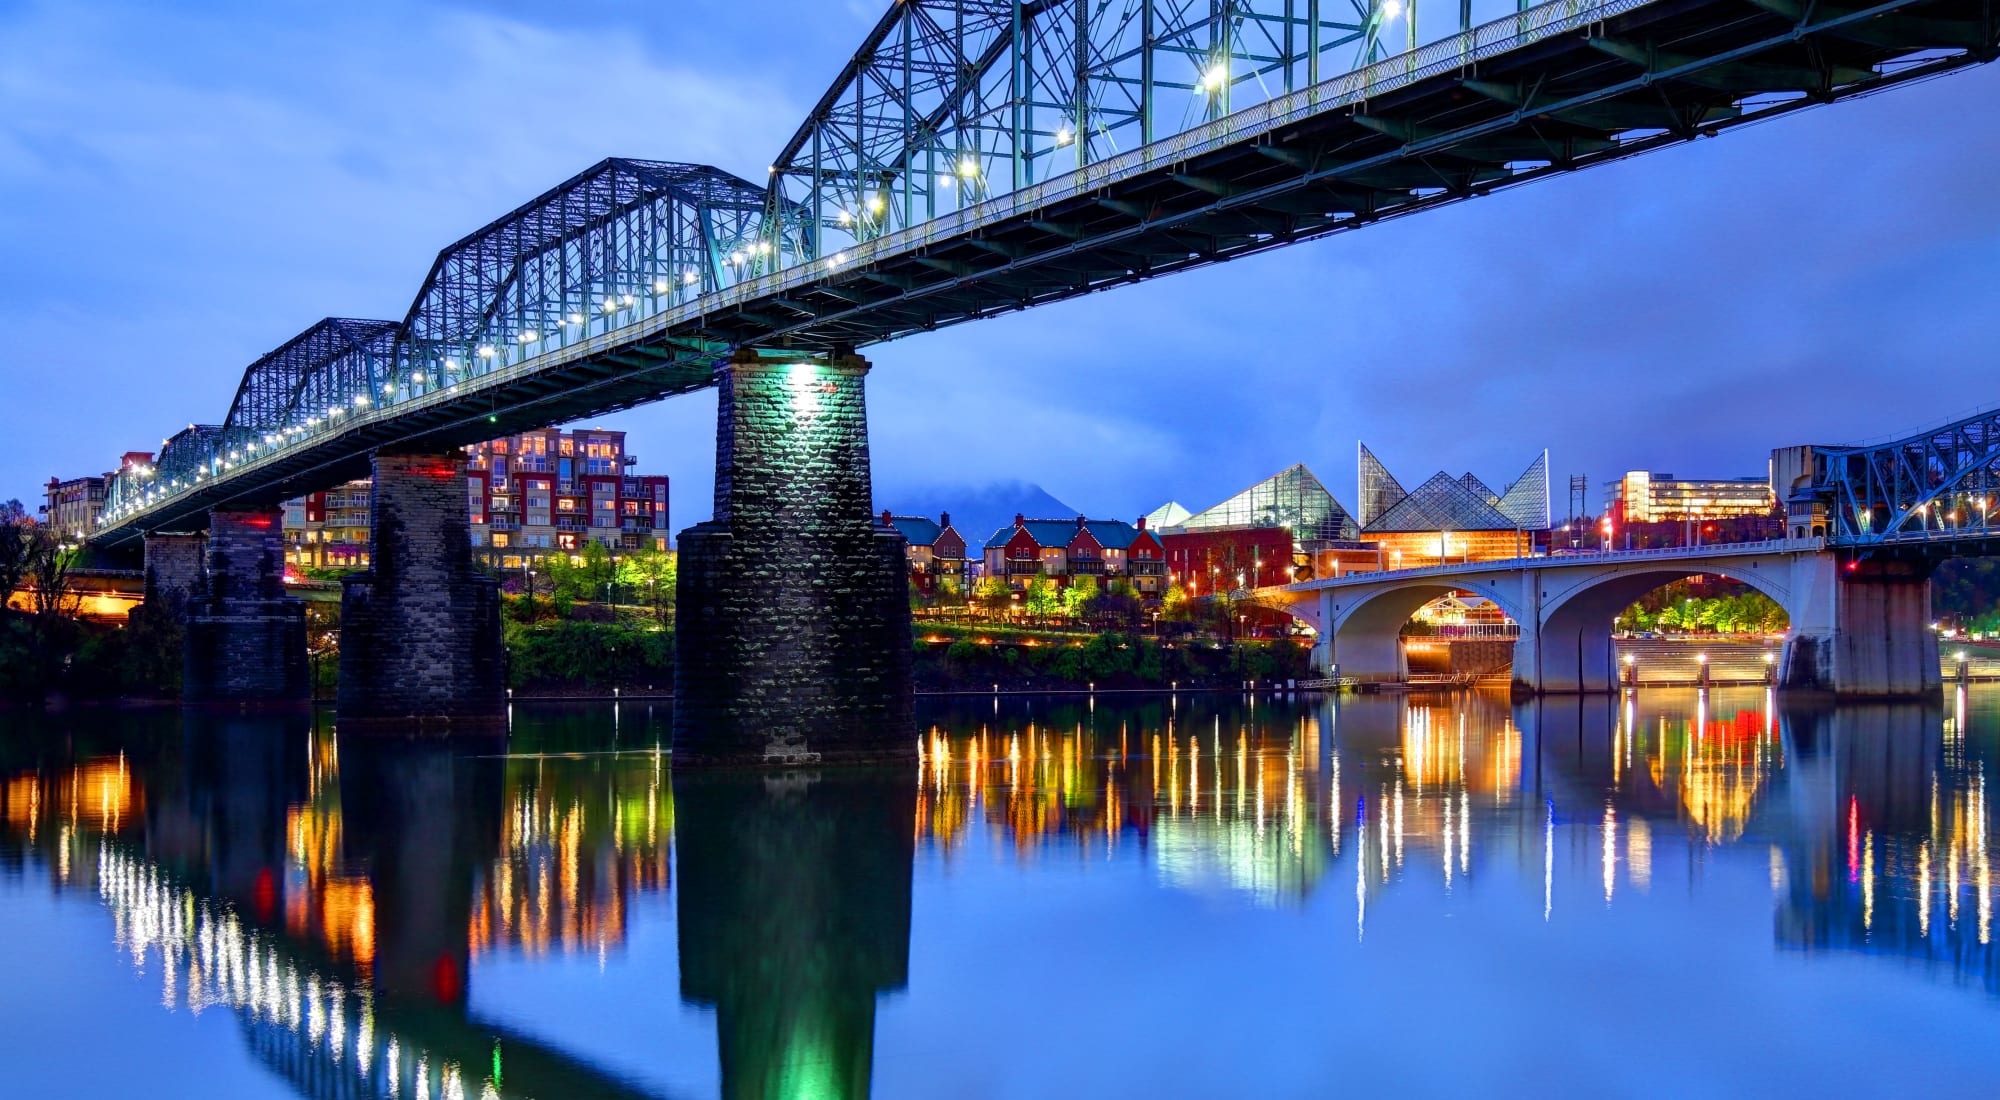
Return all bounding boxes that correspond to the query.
[1328,579,1528,683]
[1534,562,1798,694]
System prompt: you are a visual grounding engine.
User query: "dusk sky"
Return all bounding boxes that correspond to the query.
[4,0,1998,532]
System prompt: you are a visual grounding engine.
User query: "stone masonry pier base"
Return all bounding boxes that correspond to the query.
[339,450,504,729]
[674,350,915,766]
[185,508,308,704]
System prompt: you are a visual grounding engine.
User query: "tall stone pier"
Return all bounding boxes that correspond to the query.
[339,450,505,728]
[674,350,915,766]
[185,508,308,704]
[1781,555,1941,698]
[142,532,206,621]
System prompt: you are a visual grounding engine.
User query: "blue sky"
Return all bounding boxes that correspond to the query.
[3,0,1998,528]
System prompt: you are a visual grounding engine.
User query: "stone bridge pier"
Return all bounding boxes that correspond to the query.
[674,349,915,766]
[338,449,506,728]
[184,508,309,704]
[1284,543,1941,699]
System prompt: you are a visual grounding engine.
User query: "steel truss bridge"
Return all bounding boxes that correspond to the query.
[1804,404,2000,550]
[94,0,2000,545]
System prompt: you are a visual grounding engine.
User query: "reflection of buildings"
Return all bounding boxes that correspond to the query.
[470,750,673,958]
[0,715,672,1100]
[1773,697,1998,992]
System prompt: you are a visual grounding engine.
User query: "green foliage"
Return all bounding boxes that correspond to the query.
[1061,574,1098,619]
[503,619,673,690]
[1936,558,2000,628]
[1161,582,1191,622]
[908,623,1311,690]
[1024,574,1061,617]
[974,576,1012,614]
[615,548,677,625]
[1617,584,1788,635]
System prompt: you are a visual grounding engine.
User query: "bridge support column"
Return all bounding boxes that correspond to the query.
[338,450,505,728]
[141,532,205,623]
[1781,556,1940,698]
[185,508,309,704]
[674,349,914,766]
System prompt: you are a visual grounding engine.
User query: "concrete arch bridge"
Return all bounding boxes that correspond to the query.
[1270,538,1940,697]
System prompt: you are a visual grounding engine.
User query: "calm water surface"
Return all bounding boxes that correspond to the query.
[4,688,1999,1098]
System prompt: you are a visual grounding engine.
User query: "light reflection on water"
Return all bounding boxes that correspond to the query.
[2,689,1999,1097]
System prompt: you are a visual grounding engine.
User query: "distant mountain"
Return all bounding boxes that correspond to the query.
[882,480,1078,546]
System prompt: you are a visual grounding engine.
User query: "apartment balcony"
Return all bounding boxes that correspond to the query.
[620,518,655,533]
[1005,559,1044,576]
[1069,559,1105,575]
[555,517,589,532]
[487,519,522,533]
[1130,561,1167,576]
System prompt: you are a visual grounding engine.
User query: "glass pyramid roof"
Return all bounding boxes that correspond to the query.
[1182,464,1359,541]
[1358,443,1406,529]
[1144,501,1193,529]
[1357,448,1552,533]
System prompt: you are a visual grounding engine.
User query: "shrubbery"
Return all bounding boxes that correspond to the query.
[913,624,1308,691]
[503,619,673,691]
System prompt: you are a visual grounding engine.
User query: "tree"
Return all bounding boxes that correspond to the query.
[935,573,965,610]
[25,528,82,622]
[1024,575,1061,619]
[0,515,28,610]
[1062,574,1098,620]
[616,548,676,626]
[1162,582,1191,622]
[974,576,1013,618]
[577,540,616,602]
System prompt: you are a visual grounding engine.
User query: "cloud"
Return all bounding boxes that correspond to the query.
[4,0,1999,534]
[0,0,796,486]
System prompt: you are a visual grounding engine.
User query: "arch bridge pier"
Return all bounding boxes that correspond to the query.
[1277,540,1942,698]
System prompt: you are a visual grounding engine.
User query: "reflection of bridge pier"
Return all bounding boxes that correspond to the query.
[336,734,503,1006]
[1771,700,2000,992]
[3,713,667,1100]
[675,768,915,1099]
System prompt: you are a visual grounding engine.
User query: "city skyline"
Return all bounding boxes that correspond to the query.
[4,0,1998,529]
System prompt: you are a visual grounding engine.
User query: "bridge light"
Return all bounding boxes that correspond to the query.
[682,271,698,285]
[412,372,425,384]
[729,251,745,264]
[1201,64,1228,92]
[568,312,585,325]
[652,279,669,295]
[622,293,636,305]
[518,331,538,343]
[867,195,884,214]
[837,209,853,224]
[937,174,953,188]
[353,395,369,407]
[477,346,495,359]
[958,157,979,178]
[1055,125,1074,146]
[1380,0,1405,19]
